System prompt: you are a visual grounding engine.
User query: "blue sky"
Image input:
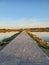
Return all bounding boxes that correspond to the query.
[0,0,49,29]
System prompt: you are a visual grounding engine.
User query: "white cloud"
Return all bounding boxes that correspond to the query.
[0,18,49,29]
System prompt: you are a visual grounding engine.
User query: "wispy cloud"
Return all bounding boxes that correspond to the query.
[0,18,49,29]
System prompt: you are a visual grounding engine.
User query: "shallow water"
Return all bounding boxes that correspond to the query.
[0,32,18,41]
[32,32,49,42]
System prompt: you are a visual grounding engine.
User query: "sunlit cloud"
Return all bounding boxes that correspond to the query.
[0,18,49,29]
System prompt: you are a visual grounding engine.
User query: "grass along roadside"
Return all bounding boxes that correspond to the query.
[27,32,49,49]
[0,31,21,46]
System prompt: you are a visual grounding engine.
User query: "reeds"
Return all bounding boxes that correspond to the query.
[27,32,49,49]
[0,31,21,46]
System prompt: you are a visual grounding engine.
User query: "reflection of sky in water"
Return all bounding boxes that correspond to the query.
[0,32,18,41]
[32,32,49,42]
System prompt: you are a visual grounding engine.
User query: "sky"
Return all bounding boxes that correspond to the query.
[0,0,49,29]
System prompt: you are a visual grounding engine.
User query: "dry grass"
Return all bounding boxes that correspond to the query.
[0,31,21,46]
[27,32,49,49]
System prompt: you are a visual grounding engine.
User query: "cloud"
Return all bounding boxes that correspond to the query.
[0,18,49,29]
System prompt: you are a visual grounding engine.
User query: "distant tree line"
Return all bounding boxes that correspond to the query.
[0,28,49,32]
[24,28,49,32]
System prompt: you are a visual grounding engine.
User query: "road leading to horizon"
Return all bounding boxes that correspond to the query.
[0,31,49,65]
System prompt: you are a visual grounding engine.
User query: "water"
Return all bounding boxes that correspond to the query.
[32,32,49,42]
[0,32,18,41]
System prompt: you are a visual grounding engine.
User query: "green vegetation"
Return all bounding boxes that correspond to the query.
[27,32,49,49]
[0,32,21,46]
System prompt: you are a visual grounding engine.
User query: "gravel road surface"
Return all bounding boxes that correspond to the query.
[0,31,49,65]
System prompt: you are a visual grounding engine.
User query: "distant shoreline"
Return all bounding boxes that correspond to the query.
[25,28,49,32]
[0,28,49,32]
[0,29,19,32]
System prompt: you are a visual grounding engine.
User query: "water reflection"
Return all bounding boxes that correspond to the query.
[0,32,18,41]
[32,32,49,42]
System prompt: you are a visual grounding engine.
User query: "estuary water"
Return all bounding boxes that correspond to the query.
[0,32,18,41]
[32,32,49,42]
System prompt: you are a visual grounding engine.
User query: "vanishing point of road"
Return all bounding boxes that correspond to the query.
[0,31,49,65]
